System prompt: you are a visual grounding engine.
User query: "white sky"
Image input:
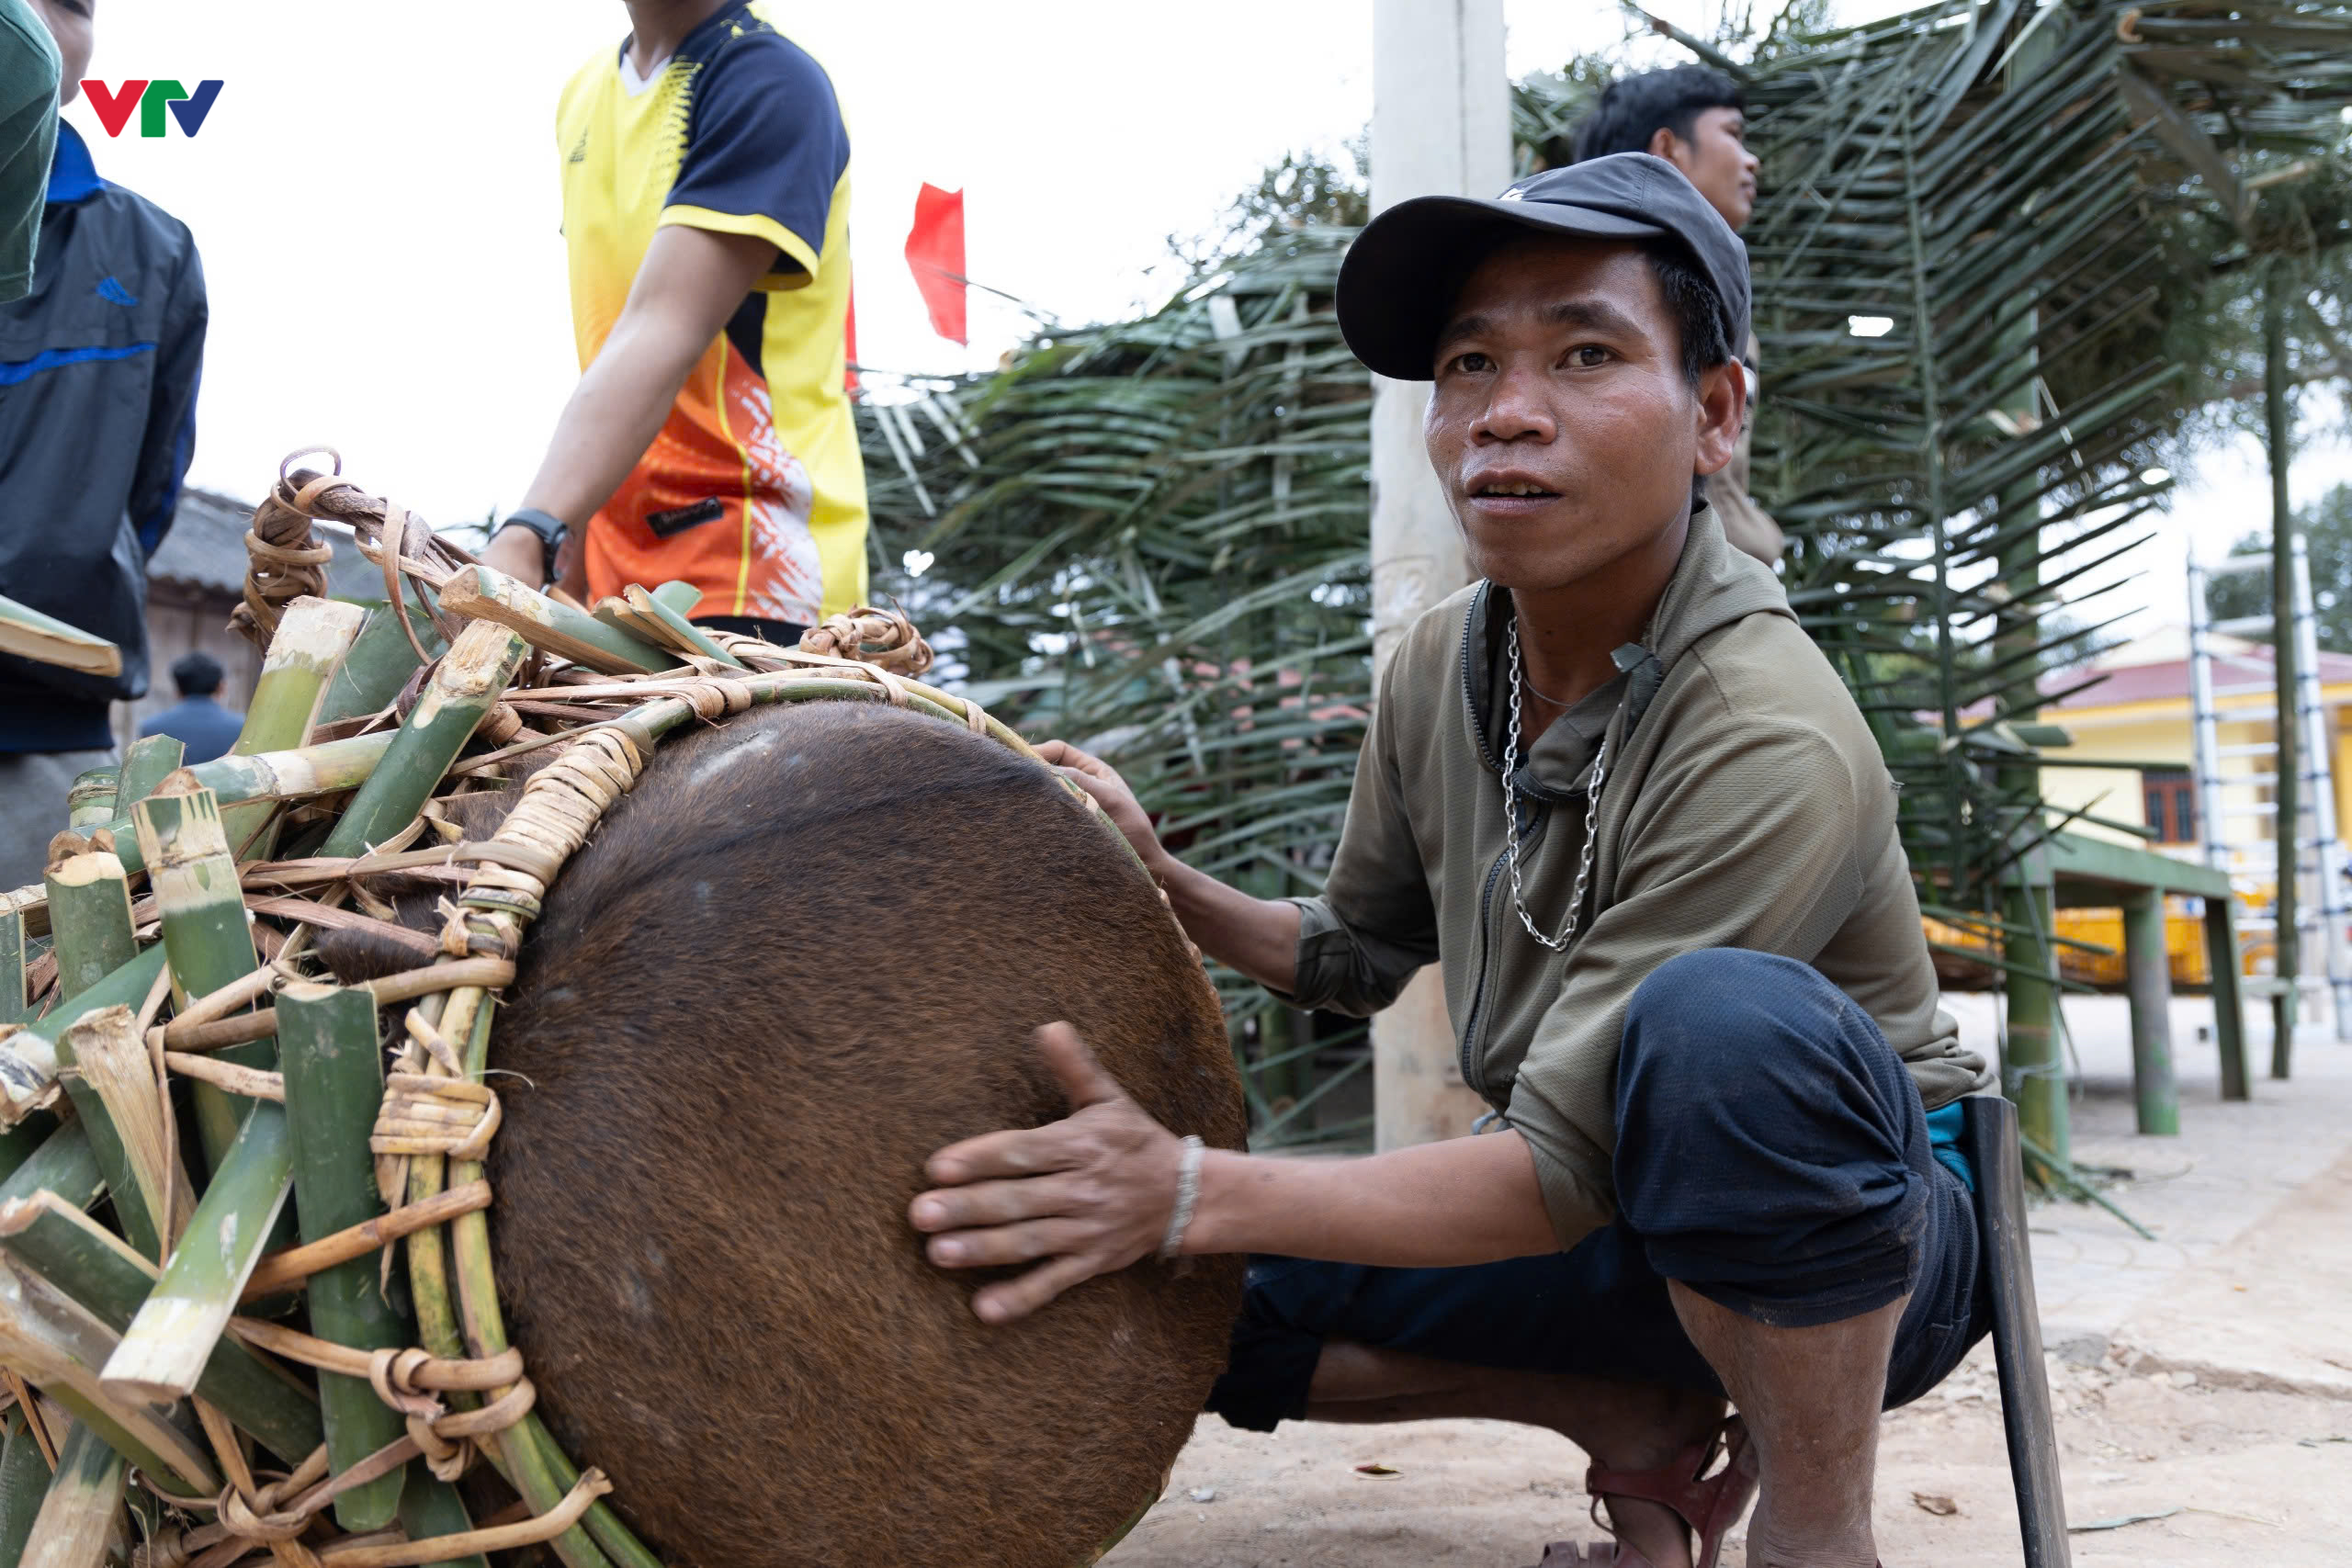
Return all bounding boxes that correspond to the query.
[67,0,2352,635]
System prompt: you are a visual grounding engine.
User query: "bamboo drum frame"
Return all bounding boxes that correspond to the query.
[0,457,1115,1568]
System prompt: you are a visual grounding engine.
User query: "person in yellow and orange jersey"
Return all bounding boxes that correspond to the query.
[481,0,866,645]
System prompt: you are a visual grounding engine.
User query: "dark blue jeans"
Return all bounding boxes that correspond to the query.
[1207,949,1988,1433]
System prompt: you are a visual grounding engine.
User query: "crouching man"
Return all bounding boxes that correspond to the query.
[910,154,1993,1568]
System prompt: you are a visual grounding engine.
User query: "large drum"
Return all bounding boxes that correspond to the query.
[468,697,1248,1567]
[0,464,1245,1568]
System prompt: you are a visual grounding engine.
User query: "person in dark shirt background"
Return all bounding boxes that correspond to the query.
[138,650,242,763]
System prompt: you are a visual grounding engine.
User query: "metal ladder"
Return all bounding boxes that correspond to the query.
[2187,536,2352,1041]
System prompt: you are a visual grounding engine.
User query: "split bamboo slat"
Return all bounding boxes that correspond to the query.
[45,1010,175,1264]
[0,1410,46,1565]
[318,603,443,729]
[435,565,680,676]
[0,595,119,680]
[112,736,184,816]
[0,913,22,1025]
[0,1251,217,1500]
[0,458,1046,1568]
[0,1128,102,1216]
[0,948,170,1130]
[18,1422,123,1568]
[0,1194,320,1467]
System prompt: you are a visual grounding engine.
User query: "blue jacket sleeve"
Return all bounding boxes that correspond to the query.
[661,33,848,282]
[130,237,206,556]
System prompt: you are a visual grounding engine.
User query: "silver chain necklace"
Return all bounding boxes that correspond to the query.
[1502,617,1615,953]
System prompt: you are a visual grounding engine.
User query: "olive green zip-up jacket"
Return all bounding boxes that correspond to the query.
[1285,508,1993,1248]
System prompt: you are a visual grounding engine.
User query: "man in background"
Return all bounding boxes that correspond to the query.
[0,0,207,890]
[479,0,866,647]
[139,650,243,764]
[1574,65,1781,567]
[0,0,57,303]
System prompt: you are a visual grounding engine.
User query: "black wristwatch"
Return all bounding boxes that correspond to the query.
[496,507,569,583]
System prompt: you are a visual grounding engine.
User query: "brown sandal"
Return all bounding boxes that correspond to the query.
[1523,1417,1758,1568]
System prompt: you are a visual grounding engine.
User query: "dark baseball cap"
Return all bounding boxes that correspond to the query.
[1335,152,1751,381]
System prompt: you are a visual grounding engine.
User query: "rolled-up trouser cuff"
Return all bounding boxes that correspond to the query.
[1615,947,1934,1329]
[1204,1257,1370,1431]
[1661,1175,1928,1329]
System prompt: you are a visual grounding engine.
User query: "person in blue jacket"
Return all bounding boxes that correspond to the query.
[0,0,207,890]
[138,650,242,764]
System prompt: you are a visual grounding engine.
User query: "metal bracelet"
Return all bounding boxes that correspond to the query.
[1158,1134,1206,1262]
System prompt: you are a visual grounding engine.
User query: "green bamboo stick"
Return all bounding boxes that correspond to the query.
[1,909,25,1024]
[0,1410,49,1567]
[649,581,701,618]
[0,1254,215,1498]
[318,600,444,726]
[17,1420,123,1568]
[220,595,370,863]
[277,981,406,1531]
[0,1191,320,1465]
[112,734,184,813]
[62,770,115,834]
[317,619,529,859]
[39,845,134,1001]
[593,584,741,669]
[397,1466,492,1568]
[437,564,679,676]
[0,594,119,680]
[134,783,271,1175]
[0,1122,104,1214]
[62,729,401,886]
[96,1095,292,1407]
[48,1008,171,1262]
[0,1116,55,1190]
[0,947,168,1131]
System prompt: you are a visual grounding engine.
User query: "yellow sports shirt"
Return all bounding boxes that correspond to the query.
[555,2,867,626]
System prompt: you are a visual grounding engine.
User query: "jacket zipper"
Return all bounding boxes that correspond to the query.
[1458,832,1510,1100]
[1457,588,1525,1102]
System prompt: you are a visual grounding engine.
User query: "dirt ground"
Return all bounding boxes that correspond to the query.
[1101,1001,2352,1568]
[1102,1346,2352,1566]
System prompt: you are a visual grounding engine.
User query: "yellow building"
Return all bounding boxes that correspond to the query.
[2040,626,2352,853]
[2031,626,2352,982]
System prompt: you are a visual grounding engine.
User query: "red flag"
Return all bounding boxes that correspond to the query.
[842,283,859,394]
[904,184,967,346]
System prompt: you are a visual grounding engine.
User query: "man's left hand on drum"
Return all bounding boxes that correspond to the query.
[910,1021,1187,1324]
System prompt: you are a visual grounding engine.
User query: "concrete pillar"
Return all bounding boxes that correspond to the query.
[2122,890,2178,1135]
[1368,0,1509,1151]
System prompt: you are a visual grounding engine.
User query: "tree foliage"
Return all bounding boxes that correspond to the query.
[2209,481,2352,650]
[1739,0,2352,918]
